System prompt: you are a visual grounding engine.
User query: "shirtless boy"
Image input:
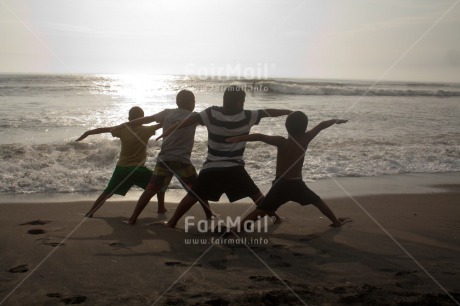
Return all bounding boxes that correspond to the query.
[227,111,350,231]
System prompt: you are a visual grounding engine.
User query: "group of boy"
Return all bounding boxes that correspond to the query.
[77,85,349,233]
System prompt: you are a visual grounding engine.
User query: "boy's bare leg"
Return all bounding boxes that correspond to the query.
[198,200,214,219]
[249,191,264,206]
[86,192,112,217]
[312,199,342,227]
[157,191,167,213]
[250,191,281,224]
[166,194,198,228]
[127,189,157,225]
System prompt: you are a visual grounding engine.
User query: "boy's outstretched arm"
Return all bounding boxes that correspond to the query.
[112,112,164,133]
[156,113,200,140]
[227,133,284,147]
[77,123,162,142]
[122,114,158,128]
[259,109,292,118]
[307,119,348,140]
[76,127,112,141]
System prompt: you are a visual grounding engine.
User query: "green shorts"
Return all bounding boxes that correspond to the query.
[104,166,153,196]
[146,161,197,193]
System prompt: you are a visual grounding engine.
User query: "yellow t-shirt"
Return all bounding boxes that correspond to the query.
[111,125,157,167]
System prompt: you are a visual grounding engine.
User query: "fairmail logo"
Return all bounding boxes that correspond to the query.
[184,216,271,233]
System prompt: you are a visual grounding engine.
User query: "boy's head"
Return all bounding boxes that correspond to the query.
[128,106,144,121]
[176,90,195,111]
[285,111,308,136]
[223,85,246,111]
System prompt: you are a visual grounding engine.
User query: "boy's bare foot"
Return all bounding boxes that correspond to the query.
[122,220,136,225]
[339,217,352,224]
[165,220,176,228]
[330,217,352,227]
[149,221,169,227]
[150,221,183,232]
[271,215,284,224]
[157,208,168,214]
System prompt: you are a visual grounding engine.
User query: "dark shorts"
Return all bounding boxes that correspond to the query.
[188,166,261,202]
[146,161,197,193]
[104,166,153,196]
[257,178,321,212]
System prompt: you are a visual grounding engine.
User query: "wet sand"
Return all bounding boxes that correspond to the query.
[1,173,459,305]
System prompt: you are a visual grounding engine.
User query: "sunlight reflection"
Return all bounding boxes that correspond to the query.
[90,74,180,127]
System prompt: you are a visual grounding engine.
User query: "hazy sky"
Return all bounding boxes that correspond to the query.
[1,0,459,82]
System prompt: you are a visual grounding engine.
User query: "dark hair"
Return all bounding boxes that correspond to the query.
[176,90,195,109]
[128,106,144,120]
[223,85,246,110]
[285,111,308,136]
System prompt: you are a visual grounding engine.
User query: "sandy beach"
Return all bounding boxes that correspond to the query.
[1,172,459,305]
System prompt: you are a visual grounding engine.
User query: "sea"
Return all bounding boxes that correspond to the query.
[0,74,459,199]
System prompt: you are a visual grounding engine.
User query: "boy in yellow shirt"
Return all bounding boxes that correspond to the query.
[76,106,161,217]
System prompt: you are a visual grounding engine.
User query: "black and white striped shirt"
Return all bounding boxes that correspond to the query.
[198,106,262,169]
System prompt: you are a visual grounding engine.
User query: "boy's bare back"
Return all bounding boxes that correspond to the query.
[274,135,308,179]
[276,119,347,178]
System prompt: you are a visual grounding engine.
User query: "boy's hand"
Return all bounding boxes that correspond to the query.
[226,136,242,143]
[76,133,88,142]
[155,133,165,141]
[335,119,348,124]
[152,123,162,132]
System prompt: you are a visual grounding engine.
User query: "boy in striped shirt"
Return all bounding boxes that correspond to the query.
[159,85,292,228]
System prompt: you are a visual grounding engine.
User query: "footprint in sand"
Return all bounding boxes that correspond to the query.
[43,242,65,248]
[249,275,291,285]
[208,259,228,270]
[249,275,277,282]
[36,238,65,248]
[164,261,202,268]
[378,268,396,273]
[20,220,51,226]
[108,242,130,250]
[8,265,29,273]
[251,246,267,253]
[46,293,87,304]
[46,293,61,298]
[205,298,230,306]
[273,261,291,268]
[172,283,187,292]
[271,244,287,249]
[395,270,418,277]
[27,229,46,235]
[267,252,292,267]
[394,270,420,289]
[164,298,186,305]
[299,234,320,242]
[165,262,189,267]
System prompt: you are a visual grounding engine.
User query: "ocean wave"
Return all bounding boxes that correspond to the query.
[0,136,458,195]
[257,81,460,97]
[2,74,460,98]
